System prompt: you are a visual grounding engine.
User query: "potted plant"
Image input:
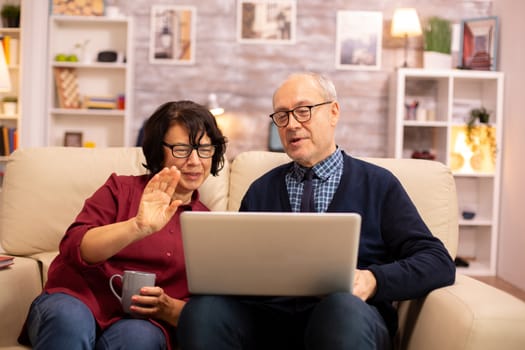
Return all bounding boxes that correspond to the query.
[1,3,20,28]
[466,107,496,166]
[423,16,452,69]
[2,95,17,115]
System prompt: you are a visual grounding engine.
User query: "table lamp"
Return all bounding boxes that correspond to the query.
[391,8,422,67]
[207,93,224,116]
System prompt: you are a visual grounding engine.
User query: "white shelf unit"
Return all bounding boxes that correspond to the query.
[388,68,504,276]
[0,24,22,188]
[47,15,133,147]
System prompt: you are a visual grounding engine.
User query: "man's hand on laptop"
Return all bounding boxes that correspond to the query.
[353,269,377,301]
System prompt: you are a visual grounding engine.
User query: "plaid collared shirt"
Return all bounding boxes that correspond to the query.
[286,148,344,212]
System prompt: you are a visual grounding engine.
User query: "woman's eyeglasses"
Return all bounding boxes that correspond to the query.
[162,142,216,159]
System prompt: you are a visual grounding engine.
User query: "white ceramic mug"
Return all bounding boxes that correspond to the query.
[109,270,156,313]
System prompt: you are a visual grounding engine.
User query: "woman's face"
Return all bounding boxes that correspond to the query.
[162,123,212,199]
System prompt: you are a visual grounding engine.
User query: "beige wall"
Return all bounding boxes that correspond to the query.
[493,0,525,290]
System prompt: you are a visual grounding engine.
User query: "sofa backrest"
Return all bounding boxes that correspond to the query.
[0,147,229,256]
[228,151,458,257]
[0,147,457,259]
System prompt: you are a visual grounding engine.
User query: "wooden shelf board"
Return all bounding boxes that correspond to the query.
[50,108,125,117]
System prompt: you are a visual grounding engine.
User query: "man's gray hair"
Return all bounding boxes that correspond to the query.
[287,72,337,100]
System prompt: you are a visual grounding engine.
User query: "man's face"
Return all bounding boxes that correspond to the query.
[272,75,340,167]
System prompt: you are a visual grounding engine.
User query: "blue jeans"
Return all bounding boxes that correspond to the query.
[177,293,391,350]
[26,292,166,350]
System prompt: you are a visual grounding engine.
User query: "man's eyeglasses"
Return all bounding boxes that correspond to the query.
[269,101,333,128]
[162,142,216,159]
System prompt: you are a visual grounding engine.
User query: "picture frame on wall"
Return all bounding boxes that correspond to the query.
[459,16,498,71]
[237,0,296,44]
[149,5,196,65]
[335,11,383,70]
[51,0,104,16]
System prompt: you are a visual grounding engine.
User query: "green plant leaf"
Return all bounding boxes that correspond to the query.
[423,17,452,54]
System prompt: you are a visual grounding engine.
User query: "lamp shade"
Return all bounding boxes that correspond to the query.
[208,93,224,116]
[0,44,11,92]
[391,8,422,37]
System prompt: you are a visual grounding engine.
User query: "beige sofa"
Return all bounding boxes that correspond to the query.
[1,147,524,350]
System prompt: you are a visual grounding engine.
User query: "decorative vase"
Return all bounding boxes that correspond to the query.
[1,16,19,28]
[423,51,452,70]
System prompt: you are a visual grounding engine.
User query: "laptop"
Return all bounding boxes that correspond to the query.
[180,211,361,296]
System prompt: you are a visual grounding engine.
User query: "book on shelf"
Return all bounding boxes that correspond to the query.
[1,127,8,155]
[0,126,18,156]
[83,95,118,110]
[0,255,14,269]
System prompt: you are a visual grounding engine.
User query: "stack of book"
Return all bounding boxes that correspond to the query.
[83,95,117,109]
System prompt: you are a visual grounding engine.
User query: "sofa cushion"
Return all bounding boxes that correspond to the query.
[0,147,229,256]
[360,157,458,258]
[229,151,291,211]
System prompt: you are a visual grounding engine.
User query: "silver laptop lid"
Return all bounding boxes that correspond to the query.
[180,211,361,296]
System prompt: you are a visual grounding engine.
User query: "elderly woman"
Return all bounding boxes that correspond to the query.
[19,100,227,350]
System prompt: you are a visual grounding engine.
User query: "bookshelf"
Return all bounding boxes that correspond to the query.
[388,68,504,276]
[0,21,21,188]
[47,15,133,147]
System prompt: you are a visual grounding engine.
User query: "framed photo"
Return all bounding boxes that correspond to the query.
[335,11,383,70]
[149,5,196,65]
[64,132,83,147]
[51,0,104,16]
[459,16,498,71]
[237,0,296,44]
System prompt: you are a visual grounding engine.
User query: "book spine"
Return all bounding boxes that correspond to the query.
[13,128,18,151]
[0,126,5,156]
[8,127,16,153]
[2,127,9,156]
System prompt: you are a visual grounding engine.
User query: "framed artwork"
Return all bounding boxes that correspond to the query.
[149,5,196,65]
[51,0,104,16]
[64,132,83,147]
[335,11,383,70]
[237,0,296,44]
[459,16,498,71]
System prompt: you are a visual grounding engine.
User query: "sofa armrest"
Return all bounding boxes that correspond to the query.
[396,273,525,350]
[0,256,42,348]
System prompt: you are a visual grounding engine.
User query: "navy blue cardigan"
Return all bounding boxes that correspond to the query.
[239,151,456,335]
